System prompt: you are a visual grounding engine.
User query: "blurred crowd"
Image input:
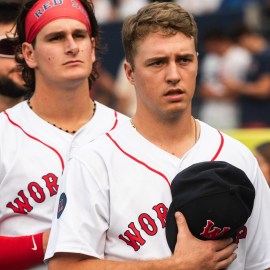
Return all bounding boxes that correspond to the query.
[92,0,270,132]
[93,0,257,23]
[1,0,270,131]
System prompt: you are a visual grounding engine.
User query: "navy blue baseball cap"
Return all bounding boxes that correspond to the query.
[166,161,255,253]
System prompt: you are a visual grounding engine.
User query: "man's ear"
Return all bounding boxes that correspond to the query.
[22,42,37,68]
[124,60,135,85]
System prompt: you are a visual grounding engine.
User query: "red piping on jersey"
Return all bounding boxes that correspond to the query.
[4,110,65,170]
[211,131,224,161]
[106,129,224,188]
[106,133,171,187]
[110,111,118,131]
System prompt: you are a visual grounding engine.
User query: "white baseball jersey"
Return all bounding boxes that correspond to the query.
[0,100,128,270]
[45,119,270,270]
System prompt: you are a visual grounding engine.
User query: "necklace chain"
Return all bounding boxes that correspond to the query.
[130,118,136,129]
[130,116,198,144]
[193,116,197,144]
[27,98,96,134]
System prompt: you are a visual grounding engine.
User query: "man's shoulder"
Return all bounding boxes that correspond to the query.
[0,101,26,124]
[199,120,253,156]
[73,119,133,158]
[95,101,129,119]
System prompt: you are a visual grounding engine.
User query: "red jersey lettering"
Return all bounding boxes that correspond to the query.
[42,173,59,196]
[139,213,157,236]
[28,182,45,203]
[119,222,146,251]
[6,190,33,214]
[153,203,167,228]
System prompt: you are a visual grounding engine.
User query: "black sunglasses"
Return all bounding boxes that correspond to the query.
[0,36,18,57]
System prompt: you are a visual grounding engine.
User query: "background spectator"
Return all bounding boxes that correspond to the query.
[198,26,252,129]
[222,24,270,128]
[0,1,27,112]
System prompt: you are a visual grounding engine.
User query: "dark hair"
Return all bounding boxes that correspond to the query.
[0,2,21,26]
[14,0,103,93]
[122,1,198,69]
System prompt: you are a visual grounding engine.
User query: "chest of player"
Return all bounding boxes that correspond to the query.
[0,129,69,234]
[103,153,177,259]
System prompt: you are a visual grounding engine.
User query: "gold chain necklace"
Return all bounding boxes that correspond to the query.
[130,118,136,129]
[130,116,198,144]
[27,99,96,134]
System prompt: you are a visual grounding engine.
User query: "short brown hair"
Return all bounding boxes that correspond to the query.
[122,1,198,68]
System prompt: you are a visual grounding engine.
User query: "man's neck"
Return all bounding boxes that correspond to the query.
[131,111,199,158]
[28,84,95,134]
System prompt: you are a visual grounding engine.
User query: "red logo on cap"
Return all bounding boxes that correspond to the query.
[200,220,231,239]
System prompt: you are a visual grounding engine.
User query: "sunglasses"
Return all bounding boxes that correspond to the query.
[0,35,19,58]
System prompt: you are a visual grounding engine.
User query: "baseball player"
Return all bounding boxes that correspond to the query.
[0,0,128,269]
[46,2,270,270]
